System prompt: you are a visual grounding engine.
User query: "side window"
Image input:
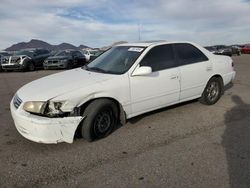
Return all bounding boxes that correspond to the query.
[76,51,83,57]
[174,43,208,65]
[140,44,176,72]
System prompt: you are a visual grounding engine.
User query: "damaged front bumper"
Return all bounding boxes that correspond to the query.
[10,99,84,144]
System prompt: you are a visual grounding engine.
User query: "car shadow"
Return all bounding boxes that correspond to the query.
[222,95,250,188]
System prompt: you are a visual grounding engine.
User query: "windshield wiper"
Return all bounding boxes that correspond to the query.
[83,65,107,73]
[82,65,120,75]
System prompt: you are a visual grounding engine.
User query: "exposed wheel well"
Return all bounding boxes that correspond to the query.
[74,97,126,138]
[80,97,126,122]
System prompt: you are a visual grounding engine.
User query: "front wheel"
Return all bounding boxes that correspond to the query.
[81,99,118,142]
[200,77,223,105]
[27,62,35,71]
[66,61,73,69]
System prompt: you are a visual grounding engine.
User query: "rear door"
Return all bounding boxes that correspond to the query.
[129,44,180,115]
[173,43,212,101]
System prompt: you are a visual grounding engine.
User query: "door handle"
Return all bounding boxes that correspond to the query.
[206,66,212,71]
[170,75,178,79]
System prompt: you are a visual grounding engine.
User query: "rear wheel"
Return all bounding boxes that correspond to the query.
[200,77,223,105]
[81,99,118,142]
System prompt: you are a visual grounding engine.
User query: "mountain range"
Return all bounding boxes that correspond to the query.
[5,39,89,51]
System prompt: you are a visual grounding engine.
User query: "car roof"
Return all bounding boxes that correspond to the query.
[116,41,196,47]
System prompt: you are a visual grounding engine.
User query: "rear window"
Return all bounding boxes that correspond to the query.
[174,43,208,65]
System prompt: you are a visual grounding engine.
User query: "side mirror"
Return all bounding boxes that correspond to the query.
[132,66,152,76]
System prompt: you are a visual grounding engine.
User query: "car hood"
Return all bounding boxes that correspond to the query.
[17,68,116,102]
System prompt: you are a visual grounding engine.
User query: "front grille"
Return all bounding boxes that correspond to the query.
[2,65,21,69]
[13,94,22,109]
[47,60,59,64]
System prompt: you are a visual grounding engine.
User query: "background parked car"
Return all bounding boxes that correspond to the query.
[88,50,104,61]
[1,49,50,71]
[205,45,241,56]
[214,45,233,57]
[0,51,11,71]
[82,49,103,62]
[43,50,86,69]
[241,45,250,54]
[204,46,218,54]
[231,46,241,56]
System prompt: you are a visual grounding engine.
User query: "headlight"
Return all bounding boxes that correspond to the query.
[23,101,47,114]
[60,59,68,63]
[23,101,69,117]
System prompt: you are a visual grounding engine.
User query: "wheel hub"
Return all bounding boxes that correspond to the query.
[94,111,112,134]
[207,82,219,101]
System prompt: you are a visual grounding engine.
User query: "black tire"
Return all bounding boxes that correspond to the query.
[200,77,223,105]
[81,99,118,142]
[66,61,73,69]
[27,62,35,71]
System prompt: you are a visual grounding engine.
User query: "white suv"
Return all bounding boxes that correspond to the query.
[11,41,235,144]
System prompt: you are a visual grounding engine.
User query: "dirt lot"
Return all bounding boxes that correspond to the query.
[0,55,250,188]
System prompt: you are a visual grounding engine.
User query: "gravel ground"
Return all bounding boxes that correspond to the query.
[0,55,249,188]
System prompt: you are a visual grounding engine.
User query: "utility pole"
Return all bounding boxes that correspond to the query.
[138,23,141,41]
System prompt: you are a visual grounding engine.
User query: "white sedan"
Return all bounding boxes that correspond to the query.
[10,41,236,144]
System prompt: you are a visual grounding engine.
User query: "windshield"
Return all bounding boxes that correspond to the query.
[84,46,145,74]
[0,52,10,56]
[15,50,33,56]
[55,51,73,56]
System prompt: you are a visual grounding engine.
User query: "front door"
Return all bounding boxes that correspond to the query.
[129,44,180,116]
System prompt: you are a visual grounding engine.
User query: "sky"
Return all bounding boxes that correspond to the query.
[0,0,250,49]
